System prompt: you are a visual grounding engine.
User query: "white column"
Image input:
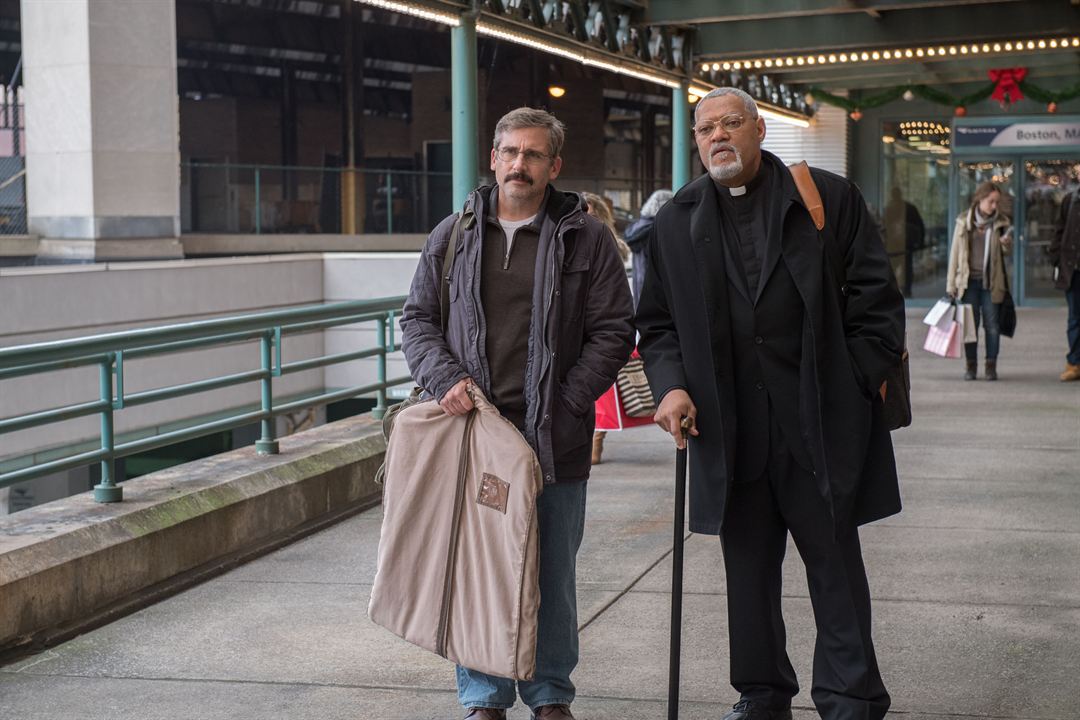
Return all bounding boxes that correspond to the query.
[21,0,182,261]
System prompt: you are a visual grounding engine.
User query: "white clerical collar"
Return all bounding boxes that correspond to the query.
[729,185,747,197]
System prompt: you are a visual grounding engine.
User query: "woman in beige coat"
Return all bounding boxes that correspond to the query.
[946,181,1013,380]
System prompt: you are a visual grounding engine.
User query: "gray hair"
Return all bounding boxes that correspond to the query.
[493,107,566,158]
[640,189,673,218]
[694,87,759,122]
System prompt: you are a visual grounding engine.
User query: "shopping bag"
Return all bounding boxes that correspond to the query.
[923,304,963,358]
[923,297,953,326]
[961,303,976,343]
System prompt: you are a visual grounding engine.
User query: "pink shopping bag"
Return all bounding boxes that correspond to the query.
[923,303,962,358]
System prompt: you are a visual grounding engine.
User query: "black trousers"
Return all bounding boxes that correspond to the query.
[720,418,890,719]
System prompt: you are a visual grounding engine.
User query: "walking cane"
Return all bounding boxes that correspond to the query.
[667,416,692,720]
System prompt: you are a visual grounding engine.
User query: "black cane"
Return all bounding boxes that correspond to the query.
[668,417,691,720]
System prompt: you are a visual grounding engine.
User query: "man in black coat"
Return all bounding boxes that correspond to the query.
[636,87,905,720]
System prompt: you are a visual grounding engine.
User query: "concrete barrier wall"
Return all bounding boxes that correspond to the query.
[0,414,386,656]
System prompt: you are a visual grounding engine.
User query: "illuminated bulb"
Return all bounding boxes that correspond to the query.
[949,47,957,55]
[711,63,720,72]
[861,52,869,60]
[938,47,946,55]
[916,48,924,57]
[733,61,742,70]
[927,48,936,56]
[982,44,990,52]
[839,53,848,62]
[807,56,817,65]
[754,60,762,68]
[765,59,773,67]
[1027,41,1036,49]
[1004,42,1012,51]
[993,43,1001,51]
[548,85,566,98]
[786,58,794,66]
[961,46,968,54]
[817,55,826,63]
[828,54,837,63]
[883,50,892,59]
[1049,40,1058,48]
[872,51,880,60]
[796,57,805,65]
[702,63,710,72]
[905,49,914,58]
[1073,38,1079,47]
[722,62,731,70]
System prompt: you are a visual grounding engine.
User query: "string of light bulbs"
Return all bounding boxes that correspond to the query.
[701,35,1080,74]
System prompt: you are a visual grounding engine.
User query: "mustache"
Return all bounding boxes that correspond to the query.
[505,172,533,184]
[710,143,737,155]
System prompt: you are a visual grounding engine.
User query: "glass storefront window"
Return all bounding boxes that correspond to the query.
[881,120,951,298]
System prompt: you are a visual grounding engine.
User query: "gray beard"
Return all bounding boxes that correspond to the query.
[708,151,743,182]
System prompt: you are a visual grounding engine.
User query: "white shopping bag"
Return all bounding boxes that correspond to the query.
[923,297,952,326]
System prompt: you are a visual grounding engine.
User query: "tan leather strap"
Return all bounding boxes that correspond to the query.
[789,161,825,231]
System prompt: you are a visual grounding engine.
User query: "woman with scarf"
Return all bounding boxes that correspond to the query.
[946,181,1014,380]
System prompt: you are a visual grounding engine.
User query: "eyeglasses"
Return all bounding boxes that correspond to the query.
[495,147,552,164]
[693,114,749,139]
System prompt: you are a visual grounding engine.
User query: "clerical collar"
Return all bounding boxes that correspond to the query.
[715,161,768,199]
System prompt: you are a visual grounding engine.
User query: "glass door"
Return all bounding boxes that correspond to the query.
[1022,159,1080,300]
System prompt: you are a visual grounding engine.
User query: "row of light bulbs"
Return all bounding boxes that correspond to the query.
[899,122,950,135]
[702,36,1080,73]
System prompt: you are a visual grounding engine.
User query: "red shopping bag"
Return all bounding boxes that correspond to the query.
[923,302,963,358]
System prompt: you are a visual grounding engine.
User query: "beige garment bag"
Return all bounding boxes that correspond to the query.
[368,387,543,680]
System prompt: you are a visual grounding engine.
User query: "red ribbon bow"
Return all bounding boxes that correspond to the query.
[989,67,1027,105]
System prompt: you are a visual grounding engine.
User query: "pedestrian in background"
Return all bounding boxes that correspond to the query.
[624,188,674,307]
[946,181,1013,381]
[580,191,646,465]
[1049,175,1080,382]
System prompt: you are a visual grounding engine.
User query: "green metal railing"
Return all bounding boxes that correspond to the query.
[0,298,411,502]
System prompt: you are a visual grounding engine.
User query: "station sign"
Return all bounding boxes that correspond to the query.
[952,117,1080,153]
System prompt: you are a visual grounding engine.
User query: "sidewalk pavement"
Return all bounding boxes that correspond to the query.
[2,308,1078,720]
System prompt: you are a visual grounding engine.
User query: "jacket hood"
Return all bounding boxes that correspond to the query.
[466,183,584,226]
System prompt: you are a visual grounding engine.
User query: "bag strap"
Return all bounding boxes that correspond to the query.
[439,208,474,333]
[789,161,825,231]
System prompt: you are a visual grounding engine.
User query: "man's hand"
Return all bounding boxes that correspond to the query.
[440,378,476,416]
[654,388,699,449]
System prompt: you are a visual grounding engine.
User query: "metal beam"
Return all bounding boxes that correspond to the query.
[671,82,690,191]
[646,0,1025,25]
[693,1,1079,57]
[452,12,479,209]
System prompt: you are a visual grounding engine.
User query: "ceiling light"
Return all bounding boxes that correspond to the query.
[722,62,732,70]
[355,0,460,26]
[711,63,721,71]
[547,85,566,98]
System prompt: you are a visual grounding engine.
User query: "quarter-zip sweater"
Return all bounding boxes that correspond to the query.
[481,188,542,430]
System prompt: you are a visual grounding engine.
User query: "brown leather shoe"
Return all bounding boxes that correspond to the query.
[1061,362,1080,382]
[532,704,575,720]
[464,709,506,720]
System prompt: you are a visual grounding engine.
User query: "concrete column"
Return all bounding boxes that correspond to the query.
[22,0,182,261]
[672,82,691,191]
[451,12,478,210]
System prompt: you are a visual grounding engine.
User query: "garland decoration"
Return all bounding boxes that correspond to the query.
[806,69,1080,119]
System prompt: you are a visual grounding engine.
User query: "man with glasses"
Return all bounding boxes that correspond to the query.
[400,107,634,720]
[637,87,904,720]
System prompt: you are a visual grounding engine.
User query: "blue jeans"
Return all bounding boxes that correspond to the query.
[456,481,588,711]
[1066,269,1080,366]
[961,278,1000,362]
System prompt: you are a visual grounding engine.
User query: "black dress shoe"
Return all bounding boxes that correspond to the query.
[721,699,793,720]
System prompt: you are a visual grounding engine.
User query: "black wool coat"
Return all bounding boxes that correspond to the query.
[636,154,906,536]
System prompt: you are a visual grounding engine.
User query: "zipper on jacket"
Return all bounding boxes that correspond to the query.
[436,410,477,658]
[533,215,583,417]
